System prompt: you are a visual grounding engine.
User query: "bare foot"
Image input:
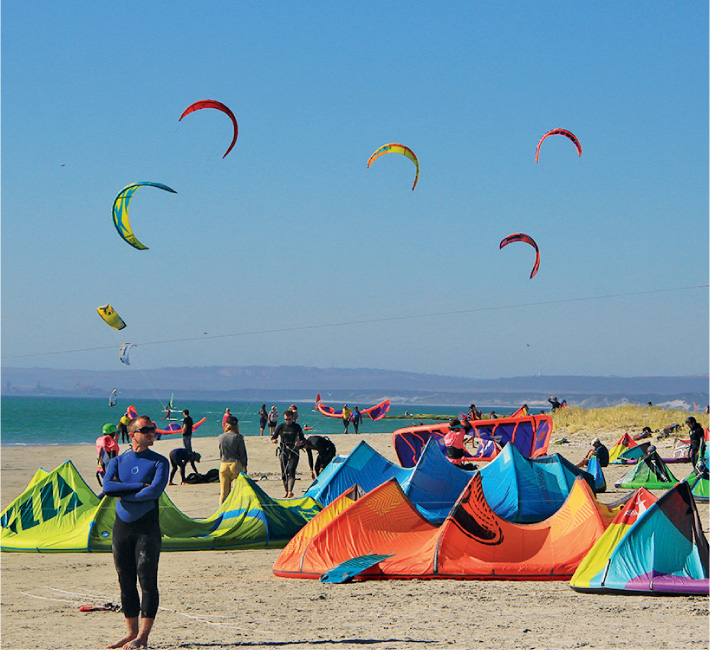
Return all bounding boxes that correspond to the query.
[107,635,135,649]
[287,492,294,498]
[122,638,148,649]
[168,482,175,486]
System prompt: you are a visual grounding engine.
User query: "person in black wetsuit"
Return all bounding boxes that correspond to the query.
[168,448,201,485]
[687,416,706,467]
[297,435,337,479]
[576,438,609,468]
[271,409,305,497]
[102,415,169,650]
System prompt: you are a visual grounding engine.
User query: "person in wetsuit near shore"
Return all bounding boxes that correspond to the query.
[271,409,306,497]
[297,435,337,479]
[102,415,169,650]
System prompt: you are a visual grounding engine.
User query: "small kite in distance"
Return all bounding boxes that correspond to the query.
[179,100,239,158]
[97,305,126,330]
[119,343,135,365]
[112,182,177,250]
[367,143,420,190]
[535,129,582,162]
[499,233,540,279]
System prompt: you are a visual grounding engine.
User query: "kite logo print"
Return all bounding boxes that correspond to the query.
[450,479,503,545]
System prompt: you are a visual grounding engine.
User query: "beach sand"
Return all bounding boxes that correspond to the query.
[1,431,708,650]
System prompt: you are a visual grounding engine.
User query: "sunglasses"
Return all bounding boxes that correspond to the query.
[133,426,156,434]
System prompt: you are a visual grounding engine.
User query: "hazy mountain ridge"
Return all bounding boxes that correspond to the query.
[2,366,707,408]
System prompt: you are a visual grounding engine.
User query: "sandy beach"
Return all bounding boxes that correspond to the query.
[1,430,708,650]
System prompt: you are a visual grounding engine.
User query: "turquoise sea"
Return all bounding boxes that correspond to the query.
[0,396,523,446]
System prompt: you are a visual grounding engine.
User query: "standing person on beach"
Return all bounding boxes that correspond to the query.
[218,415,248,503]
[297,435,336,479]
[341,404,352,434]
[687,417,705,467]
[467,404,482,420]
[271,409,305,497]
[258,404,268,436]
[102,415,169,650]
[351,407,362,434]
[181,409,193,453]
[290,404,299,422]
[222,408,232,430]
[268,406,279,437]
[117,412,131,444]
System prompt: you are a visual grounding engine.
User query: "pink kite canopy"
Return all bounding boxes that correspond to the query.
[500,233,540,279]
[535,128,582,162]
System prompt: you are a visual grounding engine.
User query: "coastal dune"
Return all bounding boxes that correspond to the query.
[1,431,708,650]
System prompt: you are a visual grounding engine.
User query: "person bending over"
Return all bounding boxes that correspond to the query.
[271,409,305,497]
[168,448,201,485]
[297,435,337,479]
[102,416,169,650]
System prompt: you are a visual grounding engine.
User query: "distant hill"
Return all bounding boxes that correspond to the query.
[2,365,707,409]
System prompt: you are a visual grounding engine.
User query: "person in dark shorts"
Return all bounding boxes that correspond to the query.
[297,435,337,479]
[271,409,306,497]
[181,409,194,452]
[443,419,477,471]
[258,404,268,437]
[350,407,362,434]
[102,415,169,650]
[168,448,201,485]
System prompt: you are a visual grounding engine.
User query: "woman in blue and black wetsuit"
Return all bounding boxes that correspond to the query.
[103,415,169,650]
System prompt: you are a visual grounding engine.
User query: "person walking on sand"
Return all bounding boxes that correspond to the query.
[271,409,305,497]
[102,415,169,650]
[258,404,268,436]
[341,404,352,434]
[218,415,248,503]
[351,406,362,434]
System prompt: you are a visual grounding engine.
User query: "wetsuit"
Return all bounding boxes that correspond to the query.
[593,444,609,467]
[169,448,200,483]
[304,435,336,476]
[103,449,169,620]
[689,422,705,467]
[272,421,305,493]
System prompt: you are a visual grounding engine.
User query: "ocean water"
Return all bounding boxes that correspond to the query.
[0,396,520,446]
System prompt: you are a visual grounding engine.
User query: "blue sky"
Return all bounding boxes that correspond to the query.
[2,2,708,378]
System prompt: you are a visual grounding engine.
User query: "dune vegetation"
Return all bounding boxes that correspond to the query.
[549,404,708,438]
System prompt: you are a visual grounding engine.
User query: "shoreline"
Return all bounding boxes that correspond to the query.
[2,430,707,649]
